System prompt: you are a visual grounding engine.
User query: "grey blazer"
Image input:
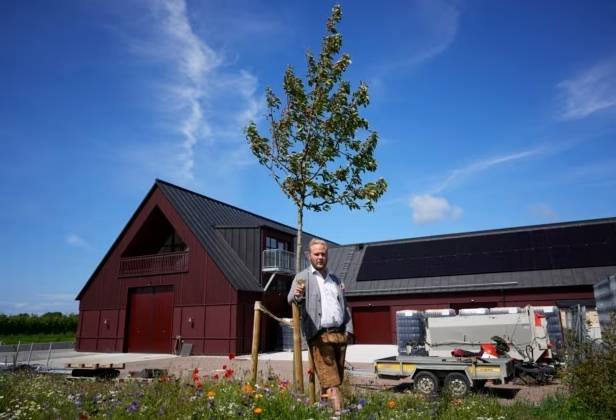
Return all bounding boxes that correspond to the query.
[287,267,354,341]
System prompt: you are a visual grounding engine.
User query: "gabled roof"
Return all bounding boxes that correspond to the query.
[77,180,334,299]
[328,217,616,296]
[157,180,333,291]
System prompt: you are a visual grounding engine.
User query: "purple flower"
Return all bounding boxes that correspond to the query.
[127,401,139,413]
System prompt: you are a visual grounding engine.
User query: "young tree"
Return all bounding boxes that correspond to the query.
[246,4,387,271]
[245,4,387,392]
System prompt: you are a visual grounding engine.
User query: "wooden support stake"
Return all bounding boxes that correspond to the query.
[251,301,262,384]
[292,302,304,393]
[307,343,316,404]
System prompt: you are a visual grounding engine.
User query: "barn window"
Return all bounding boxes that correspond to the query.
[266,236,289,251]
[122,206,187,257]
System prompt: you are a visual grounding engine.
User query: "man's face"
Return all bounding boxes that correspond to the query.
[309,243,328,271]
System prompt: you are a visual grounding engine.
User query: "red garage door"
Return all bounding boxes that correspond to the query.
[126,286,173,353]
[352,306,392,344]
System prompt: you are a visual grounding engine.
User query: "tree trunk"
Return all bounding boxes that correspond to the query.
[292,206,304,392]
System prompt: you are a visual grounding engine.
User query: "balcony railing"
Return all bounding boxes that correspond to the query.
[262,249,308,274]
[119,251,189,277]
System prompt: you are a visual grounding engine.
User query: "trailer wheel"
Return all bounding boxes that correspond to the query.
[413,371,439,396]
[444,372,470,397]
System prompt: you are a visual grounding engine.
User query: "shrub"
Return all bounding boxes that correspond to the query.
[562,312,616,417]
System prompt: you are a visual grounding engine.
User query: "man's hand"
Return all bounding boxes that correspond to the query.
[293,281,305,299]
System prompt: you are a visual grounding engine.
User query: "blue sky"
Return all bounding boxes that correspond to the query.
[1,0,615,314]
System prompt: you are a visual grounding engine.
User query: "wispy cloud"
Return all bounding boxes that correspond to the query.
[410,194,462,224]
[557,57,616,120]
[371,0,459,83]
[529,203,557,220]
[66,233,89,249]
[432,148,542,194]
[127,0,263,183]
[404,0,460,67]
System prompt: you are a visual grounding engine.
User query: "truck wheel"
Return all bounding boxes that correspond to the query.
[414,371,439,396]
[444,372,470,397]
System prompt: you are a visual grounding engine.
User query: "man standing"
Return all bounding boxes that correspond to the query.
[287,238,353,413]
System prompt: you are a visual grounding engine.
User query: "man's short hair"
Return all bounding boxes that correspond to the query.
[308,238,328,251]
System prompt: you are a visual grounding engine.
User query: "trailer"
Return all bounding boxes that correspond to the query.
[374,355,515,397]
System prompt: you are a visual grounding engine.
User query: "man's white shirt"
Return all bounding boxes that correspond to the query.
[311,265,344,328]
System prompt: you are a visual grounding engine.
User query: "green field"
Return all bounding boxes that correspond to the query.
[0,333,75,345]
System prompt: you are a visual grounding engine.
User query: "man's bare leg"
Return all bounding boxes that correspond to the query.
[328,386,342,413]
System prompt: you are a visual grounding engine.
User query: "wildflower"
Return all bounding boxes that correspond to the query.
[224,368,234,378]
[127,401,139,413]
[358,398,366,409]
[213,374,219,380]
[228,353,236,360]
[207,390,216,400]
[192,368,203,389]
[241,383,255,395]
[223,364,228,370]
[387,399,396,409]
[254,407,263,415]
[254,393,263,401]
[451,399,463,407]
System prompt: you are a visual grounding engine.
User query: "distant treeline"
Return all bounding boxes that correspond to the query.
[0,312,78,335]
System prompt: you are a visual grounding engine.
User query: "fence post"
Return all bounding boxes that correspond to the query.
[27,342,34,365]
[14,341,21,366]
[46,342,53,369]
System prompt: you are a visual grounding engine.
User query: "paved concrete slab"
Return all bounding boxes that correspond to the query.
[236,344,397,364]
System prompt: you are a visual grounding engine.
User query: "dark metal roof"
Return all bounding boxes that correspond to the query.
[328,217,616,297]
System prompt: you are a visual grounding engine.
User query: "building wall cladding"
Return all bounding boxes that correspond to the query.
[347,285,595,344]
[77,188,249,355]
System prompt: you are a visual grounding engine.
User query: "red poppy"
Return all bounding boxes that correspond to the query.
[222,364,227,370]
[228,353,236,360]
[213,374,219,380]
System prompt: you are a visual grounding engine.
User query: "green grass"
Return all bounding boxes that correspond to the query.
[0,333,74,345]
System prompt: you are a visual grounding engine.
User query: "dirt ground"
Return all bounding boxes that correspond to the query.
[118,356,564,405]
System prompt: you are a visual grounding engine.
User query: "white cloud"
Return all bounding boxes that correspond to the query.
[66,233,89,248]
[127,0,263,183]
[433,148,541,194]
[529,203,557,220]
[410,194,462,224]
[557,57,616,120]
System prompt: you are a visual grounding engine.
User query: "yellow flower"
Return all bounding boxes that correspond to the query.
[254,407,263,415]
[242,383,255,394]
[207,390,216,399]
[387,399,397,409]
[254,393,263,400]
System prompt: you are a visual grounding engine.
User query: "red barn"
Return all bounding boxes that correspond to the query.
[77,180,616,352]
[76,180,328,355]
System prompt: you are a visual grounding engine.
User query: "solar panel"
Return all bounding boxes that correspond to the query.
[356,221,616,281]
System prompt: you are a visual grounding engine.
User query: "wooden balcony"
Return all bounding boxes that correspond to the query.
[119,251,189,277]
